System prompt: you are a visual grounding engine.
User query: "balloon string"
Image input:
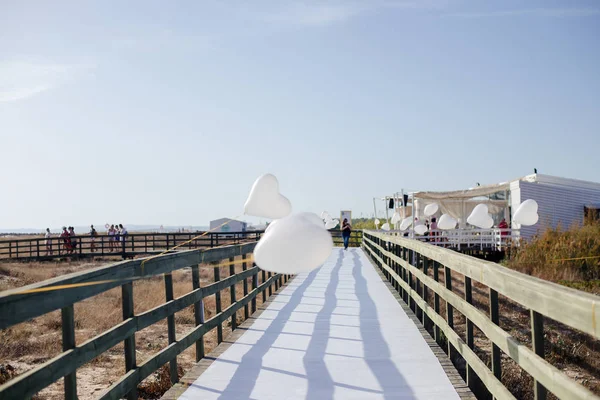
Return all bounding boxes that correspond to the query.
[549,255,600,262]
[140,216,243,273]
[12,244,256,296]
[10,217,253,297]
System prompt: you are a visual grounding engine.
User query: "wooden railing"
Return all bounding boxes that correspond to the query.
[0,229,362,262]
[0,231,262,261]
[362,230,600,400]
[0,242,290,399]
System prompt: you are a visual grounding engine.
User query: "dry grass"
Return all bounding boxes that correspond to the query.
[506,221,600,292]
[0,255,270,399]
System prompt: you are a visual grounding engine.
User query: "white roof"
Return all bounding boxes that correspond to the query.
[210,218,246,224]
[519,174,600,191]
[412,173,600,201]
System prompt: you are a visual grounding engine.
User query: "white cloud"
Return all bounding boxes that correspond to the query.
[0,84,53,102]
[0,60,94,103]
[446,7,600,18]
[247,0,447,27]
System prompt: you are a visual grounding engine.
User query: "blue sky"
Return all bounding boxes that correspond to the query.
[1,0,599,229]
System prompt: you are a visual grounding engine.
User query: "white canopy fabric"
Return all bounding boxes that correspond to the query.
[415,198,506,225]
[413,182,510,200]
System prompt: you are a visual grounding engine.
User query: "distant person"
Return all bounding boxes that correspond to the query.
[60,227,70,253]
[108,224,116,252]
[341,218,352,250]
[68,227,77,253]
[119,224,128,250]
[115,223,121,246]
[89,225,98,252]
[498,218,509,236]
[44,228,53,255]
[430,217,438,242]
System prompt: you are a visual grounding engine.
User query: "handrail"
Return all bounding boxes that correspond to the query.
[0,242,290,399]
[362,230,600,400]
[0,229,362,262]
[0,231,263,261]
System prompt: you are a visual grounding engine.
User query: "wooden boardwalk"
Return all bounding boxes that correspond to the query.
[164,248,472,400]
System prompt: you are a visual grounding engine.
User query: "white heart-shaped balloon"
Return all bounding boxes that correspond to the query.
[424,203,439,217]
[321,211,330,220]
[381,223,391,231]
[399,217,413,231]
[467,204,494,229]
[254,213,333,273]
[514,199,539,226]
[297,212,326,229]
[244,174,292,219]
[325,219,339,229]
[391,211,401,224]
[438,214,457,230]
[374,219,380,226]
[414,224,428,235]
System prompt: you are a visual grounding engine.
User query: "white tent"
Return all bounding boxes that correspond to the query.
[413,182,509,228]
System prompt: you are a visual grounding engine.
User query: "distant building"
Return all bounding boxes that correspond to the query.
[411,173,600,240]
[209,218,248,233]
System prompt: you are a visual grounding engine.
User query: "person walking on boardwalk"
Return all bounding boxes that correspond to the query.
[89,225,98,252]
[44,228,53,255]
[342,218,352,250]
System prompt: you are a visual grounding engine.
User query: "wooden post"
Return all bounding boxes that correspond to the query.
[262,270,267,302]
[399,246,405,298]
[61,305,77,400]
[268,272,273,296]
[229,257,237,331]
[122,282,137,400]
[164,273,178,384]
[252,264,258,313]
[445,266,454,356]
[191,265,204,361]
[490,288,501,380]
[214,267,223,343]
[465,276,475,388]
[36,239,40,258]
[391,243,397,291]
[433,261,441,342]
[422,256,430,329]
[415,252,423,322]
[403,247,409,304]
[531,310,547,400]
[408,250,415,313]
[242,255,249,319]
